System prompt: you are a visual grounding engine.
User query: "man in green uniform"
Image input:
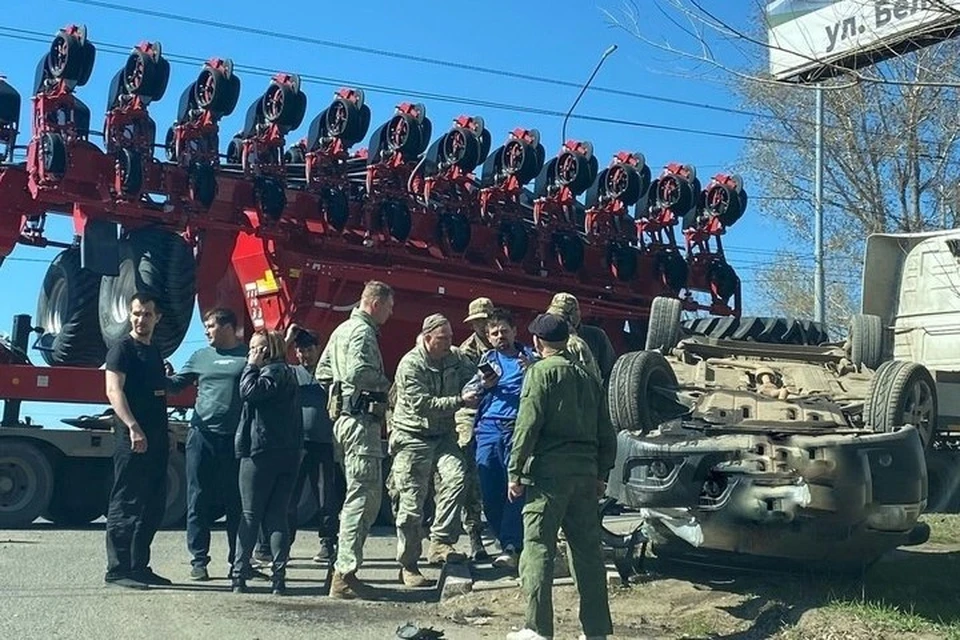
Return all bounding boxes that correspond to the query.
[457,297,495,560]
[506,313,617,640]
[547,292,617,383]
[315,281,394,600]
[391,313,479,586]
[544,294,603,384]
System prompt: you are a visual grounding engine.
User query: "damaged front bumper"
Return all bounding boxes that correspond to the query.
[606,423,929,564]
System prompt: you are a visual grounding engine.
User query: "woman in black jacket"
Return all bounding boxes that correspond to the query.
[231,329,304,594]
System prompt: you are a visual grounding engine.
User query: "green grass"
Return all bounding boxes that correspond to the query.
[823,599,930,633]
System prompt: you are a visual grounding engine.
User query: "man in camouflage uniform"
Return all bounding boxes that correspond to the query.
[546,292,612,383]
[456,297,495,560]
[315,280,394,600]
[391,314,479,586]
[506,313,617,640]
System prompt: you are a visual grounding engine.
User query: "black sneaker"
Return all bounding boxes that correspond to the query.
[190,566,210,581]
[104,576,149,590]
[131,568,173,586]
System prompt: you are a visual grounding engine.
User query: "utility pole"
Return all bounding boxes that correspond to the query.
[561,44,618,144]
[814,86,826,326]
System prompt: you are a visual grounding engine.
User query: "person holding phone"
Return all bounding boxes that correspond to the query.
[230,330,303,595]
[473,307,538,570]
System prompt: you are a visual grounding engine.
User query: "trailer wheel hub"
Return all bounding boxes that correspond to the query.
[0,460,34,510]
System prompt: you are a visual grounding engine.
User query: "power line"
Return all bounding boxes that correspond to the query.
[62,0,960,150]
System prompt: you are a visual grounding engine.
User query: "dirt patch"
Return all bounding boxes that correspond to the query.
[436,517,960,639]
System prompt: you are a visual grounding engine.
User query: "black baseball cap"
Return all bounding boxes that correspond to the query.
[528,313,569,342]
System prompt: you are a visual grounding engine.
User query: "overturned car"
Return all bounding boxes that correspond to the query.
[605,298,937,568]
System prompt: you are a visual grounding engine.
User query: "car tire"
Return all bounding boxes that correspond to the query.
[35,248,107,367]
[865,360,938,449]
[608,350,679,433]
[849,313,885,370]
[644,296,682,352]
[0,441,55,528]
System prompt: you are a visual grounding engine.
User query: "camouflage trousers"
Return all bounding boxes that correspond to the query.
[332,414,383,576]
[519,475,613,638]
[459,439,483,535]
[389,430,465,567]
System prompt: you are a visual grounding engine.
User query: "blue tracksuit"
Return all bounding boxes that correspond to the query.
[474,344,536,550]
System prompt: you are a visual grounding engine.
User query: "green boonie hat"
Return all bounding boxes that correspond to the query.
[546,292,581,327]
[463,297,494,323]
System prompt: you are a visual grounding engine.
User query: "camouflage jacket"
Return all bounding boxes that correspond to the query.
[567,333,602,383]
[315,308,390,402]
[579,324,617,382]
[508,350,616,484]
[392,345,477,437]
[459,332,493,365]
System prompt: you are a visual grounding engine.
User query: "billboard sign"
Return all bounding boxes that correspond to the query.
[767,0,960,82]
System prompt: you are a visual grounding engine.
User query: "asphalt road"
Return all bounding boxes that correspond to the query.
[0,524,511,640]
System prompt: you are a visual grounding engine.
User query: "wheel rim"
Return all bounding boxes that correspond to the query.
[901,376,936,446]
[109,259,136,326]
[42,278,68,335]
[0,456,38,513]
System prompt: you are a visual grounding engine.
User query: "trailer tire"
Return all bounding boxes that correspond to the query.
[99,228,196,359]
[43,458,110,526]
[608,351,679,434]
[36,248,108,366]
[161,449,188,529]
[865,360,938,449]
[0,441,55,528]
[644,296,682,352]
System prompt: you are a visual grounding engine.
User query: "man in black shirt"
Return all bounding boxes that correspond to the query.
[104,292,172,589]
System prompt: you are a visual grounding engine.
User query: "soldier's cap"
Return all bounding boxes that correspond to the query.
[546,292,581,327]
[528,313,569,343]
[463,297,495,323]
[421,313,451,335]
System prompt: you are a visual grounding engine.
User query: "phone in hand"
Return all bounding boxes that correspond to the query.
[478,362,497,378]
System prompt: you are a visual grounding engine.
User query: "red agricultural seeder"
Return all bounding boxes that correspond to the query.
[0,25,747,374]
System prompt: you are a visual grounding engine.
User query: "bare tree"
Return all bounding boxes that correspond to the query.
[606,0,960,328]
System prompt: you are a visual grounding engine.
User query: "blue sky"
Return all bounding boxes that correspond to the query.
[0,0,798,425]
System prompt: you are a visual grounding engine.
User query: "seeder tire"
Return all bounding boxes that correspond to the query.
[36,248,107,367]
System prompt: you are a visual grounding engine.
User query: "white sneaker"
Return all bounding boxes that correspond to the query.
[505,629,551,640]
[493,545,519,569]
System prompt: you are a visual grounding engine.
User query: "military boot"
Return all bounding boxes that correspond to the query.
[329,570,363,600]
[468,529,489,562]
[398,565,431,588]
[427,540,467,565]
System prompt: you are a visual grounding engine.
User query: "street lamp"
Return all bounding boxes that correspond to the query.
[561,44,618,144]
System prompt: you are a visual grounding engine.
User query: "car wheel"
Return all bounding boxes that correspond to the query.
[865,360,938,449]
[608,350,679,433]
[849,313,885,370]
[644,296,682,352]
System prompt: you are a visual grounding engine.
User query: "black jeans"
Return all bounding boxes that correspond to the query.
[257,441,346,554]
[185,428,241,569]
[105,427,169,579]
[232,449,300,578]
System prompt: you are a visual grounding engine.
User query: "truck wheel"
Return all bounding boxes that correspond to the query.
[43,459,110,526]
[295,483,319,527]
[98,228,196,359]
[865,360,938,449]
[849,313,885,370]
[644,296,682,352]
[608,351,679,434]
[161,450,187,529]
[36,248,107,367]
[0,441,55,528]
